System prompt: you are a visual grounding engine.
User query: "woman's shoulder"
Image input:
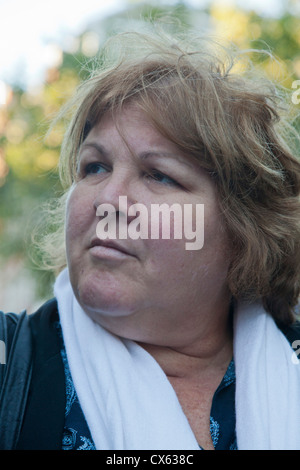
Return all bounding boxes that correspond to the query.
[27,298,59,336]
[27,298,63,378]
[0,298,58,355]
[0,297,58,329]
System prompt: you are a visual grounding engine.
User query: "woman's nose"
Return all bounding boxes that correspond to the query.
[93,168,138,216]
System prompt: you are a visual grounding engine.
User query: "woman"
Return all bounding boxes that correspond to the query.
[1,28,300,451]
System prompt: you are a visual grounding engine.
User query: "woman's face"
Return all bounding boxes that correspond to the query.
[66,105,231,347]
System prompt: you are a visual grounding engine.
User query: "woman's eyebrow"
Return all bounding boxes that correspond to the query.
[139,151,195,170]
[80,142,109,157]
[80,143,195,170]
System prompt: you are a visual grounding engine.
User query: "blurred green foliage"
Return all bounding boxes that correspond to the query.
[0,0,299,305]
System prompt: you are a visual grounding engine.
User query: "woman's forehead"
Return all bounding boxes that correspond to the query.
[81,105,200,169]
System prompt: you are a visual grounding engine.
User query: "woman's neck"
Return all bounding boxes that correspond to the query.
[137,312,233,380]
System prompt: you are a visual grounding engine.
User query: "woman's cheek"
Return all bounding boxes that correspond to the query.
[66,186,94,238]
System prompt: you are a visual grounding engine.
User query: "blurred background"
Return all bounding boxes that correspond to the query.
[0,0,299,313]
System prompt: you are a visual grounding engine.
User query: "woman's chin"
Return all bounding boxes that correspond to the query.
[73,275,139,319]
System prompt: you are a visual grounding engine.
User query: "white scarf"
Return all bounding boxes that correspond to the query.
[54,268,300,450]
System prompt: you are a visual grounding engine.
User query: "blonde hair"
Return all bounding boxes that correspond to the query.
[37,28,300,324]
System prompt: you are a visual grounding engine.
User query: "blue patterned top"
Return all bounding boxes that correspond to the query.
[55,322,237,450]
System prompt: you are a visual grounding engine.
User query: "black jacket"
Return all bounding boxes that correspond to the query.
[0,298,300,450]
[0,299,65,450]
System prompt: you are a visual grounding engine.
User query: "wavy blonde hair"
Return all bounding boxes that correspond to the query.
[36,27,300,325]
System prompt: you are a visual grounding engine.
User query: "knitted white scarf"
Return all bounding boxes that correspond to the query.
[54,268,300,450]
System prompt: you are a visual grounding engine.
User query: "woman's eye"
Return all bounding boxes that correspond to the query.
[147,170,180,187]
[83,162,108,175]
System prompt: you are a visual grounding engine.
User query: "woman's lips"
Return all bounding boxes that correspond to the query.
[89,238,134,260]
